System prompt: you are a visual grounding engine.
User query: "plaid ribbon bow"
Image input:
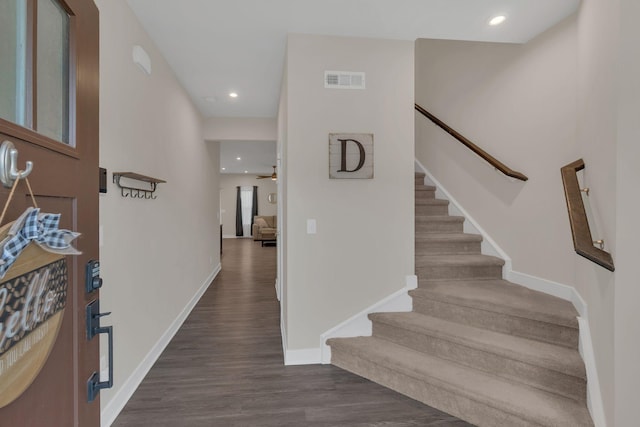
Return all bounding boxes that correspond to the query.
[0,207,81,279]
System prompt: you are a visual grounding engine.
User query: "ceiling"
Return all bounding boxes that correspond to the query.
[219,141,277,175]
[126,0,580,119]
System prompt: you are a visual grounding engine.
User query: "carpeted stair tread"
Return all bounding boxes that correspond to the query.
[412,280,578,328]
[415,254,505,267]
[415,185,437,191]
[415,233,483,255]
[415,191,436,200]
[328,337,593,426]
[415,215,465,223]
[415,198,449,206]
[415,233,482,243]
[415,215,465,234]
[369,311,585,380]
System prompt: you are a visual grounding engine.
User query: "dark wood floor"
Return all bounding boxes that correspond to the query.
[113,238,472,427]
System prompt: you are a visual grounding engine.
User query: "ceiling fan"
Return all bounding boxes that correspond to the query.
[256,165,277,180]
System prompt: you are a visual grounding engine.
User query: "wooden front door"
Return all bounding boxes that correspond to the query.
[0,0,100,425]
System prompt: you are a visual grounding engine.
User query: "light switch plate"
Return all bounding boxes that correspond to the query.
[307,219,316,234]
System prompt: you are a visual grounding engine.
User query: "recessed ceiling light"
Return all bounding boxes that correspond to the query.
[229,92,238,98]
[236,157,241,160]
[221,167,226,171]
[489,15,506,26]
[244,170,248,173]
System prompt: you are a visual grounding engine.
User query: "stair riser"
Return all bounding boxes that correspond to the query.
[415,184,436,192]
[412,298,579,349]
[415,240,481,255]
[415,204,449,215]
[415,190,436,199]
[416,264,502,280]
[331,349,535,427]
[415,221,464,234]
[372,322,586,402]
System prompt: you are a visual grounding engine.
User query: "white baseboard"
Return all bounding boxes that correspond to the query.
[284,348,321,365]
[578,317,607,427]
[507,270,587,317]
[415,159,603,425]
[318,275,417,364]
[101,264,222,427]
[280,306,287,363]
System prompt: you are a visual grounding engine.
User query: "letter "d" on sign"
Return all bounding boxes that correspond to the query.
[329,133,373,179]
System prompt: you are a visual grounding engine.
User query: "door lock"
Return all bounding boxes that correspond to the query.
[85,260,102,293]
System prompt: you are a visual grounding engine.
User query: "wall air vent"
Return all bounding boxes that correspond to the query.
[324,71,366,89]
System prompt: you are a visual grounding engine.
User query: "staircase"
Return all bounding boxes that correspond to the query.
[327,172,594,426]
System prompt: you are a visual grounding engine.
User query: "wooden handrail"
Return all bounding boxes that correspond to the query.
[414,104,528,181]
[561,159,615,271]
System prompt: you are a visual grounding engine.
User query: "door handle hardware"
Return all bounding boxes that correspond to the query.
[0,140,34,188]
[85,260,102,293]
[86,300,114,402]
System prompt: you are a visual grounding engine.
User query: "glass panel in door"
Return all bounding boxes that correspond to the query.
[36,0,71,144]
[0,0,27,126]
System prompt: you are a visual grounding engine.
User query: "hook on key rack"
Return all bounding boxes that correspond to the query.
[0,141,34,188]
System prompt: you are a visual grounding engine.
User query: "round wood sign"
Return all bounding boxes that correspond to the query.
[0,220,68,408]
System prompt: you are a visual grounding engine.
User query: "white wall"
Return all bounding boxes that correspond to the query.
[203,117,276,141]
[615,0,640,424]
[219,174,277,237]
[574,1,618,422]
[96,0,220,422]
[415,4,629,423]
[283,34,414,351]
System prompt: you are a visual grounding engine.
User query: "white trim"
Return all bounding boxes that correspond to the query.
[405,274,418,291]
[280,304,287,364]
[578,317,607,427]
[101,264,222,427]
[222,234,238,239]
[319,275,417,364]
[507,270,588,317]
[284,348,321,365]
[414,159,512,273]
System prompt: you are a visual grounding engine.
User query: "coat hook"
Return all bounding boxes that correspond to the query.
[0,140,34,188]
[112,172,165,200]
